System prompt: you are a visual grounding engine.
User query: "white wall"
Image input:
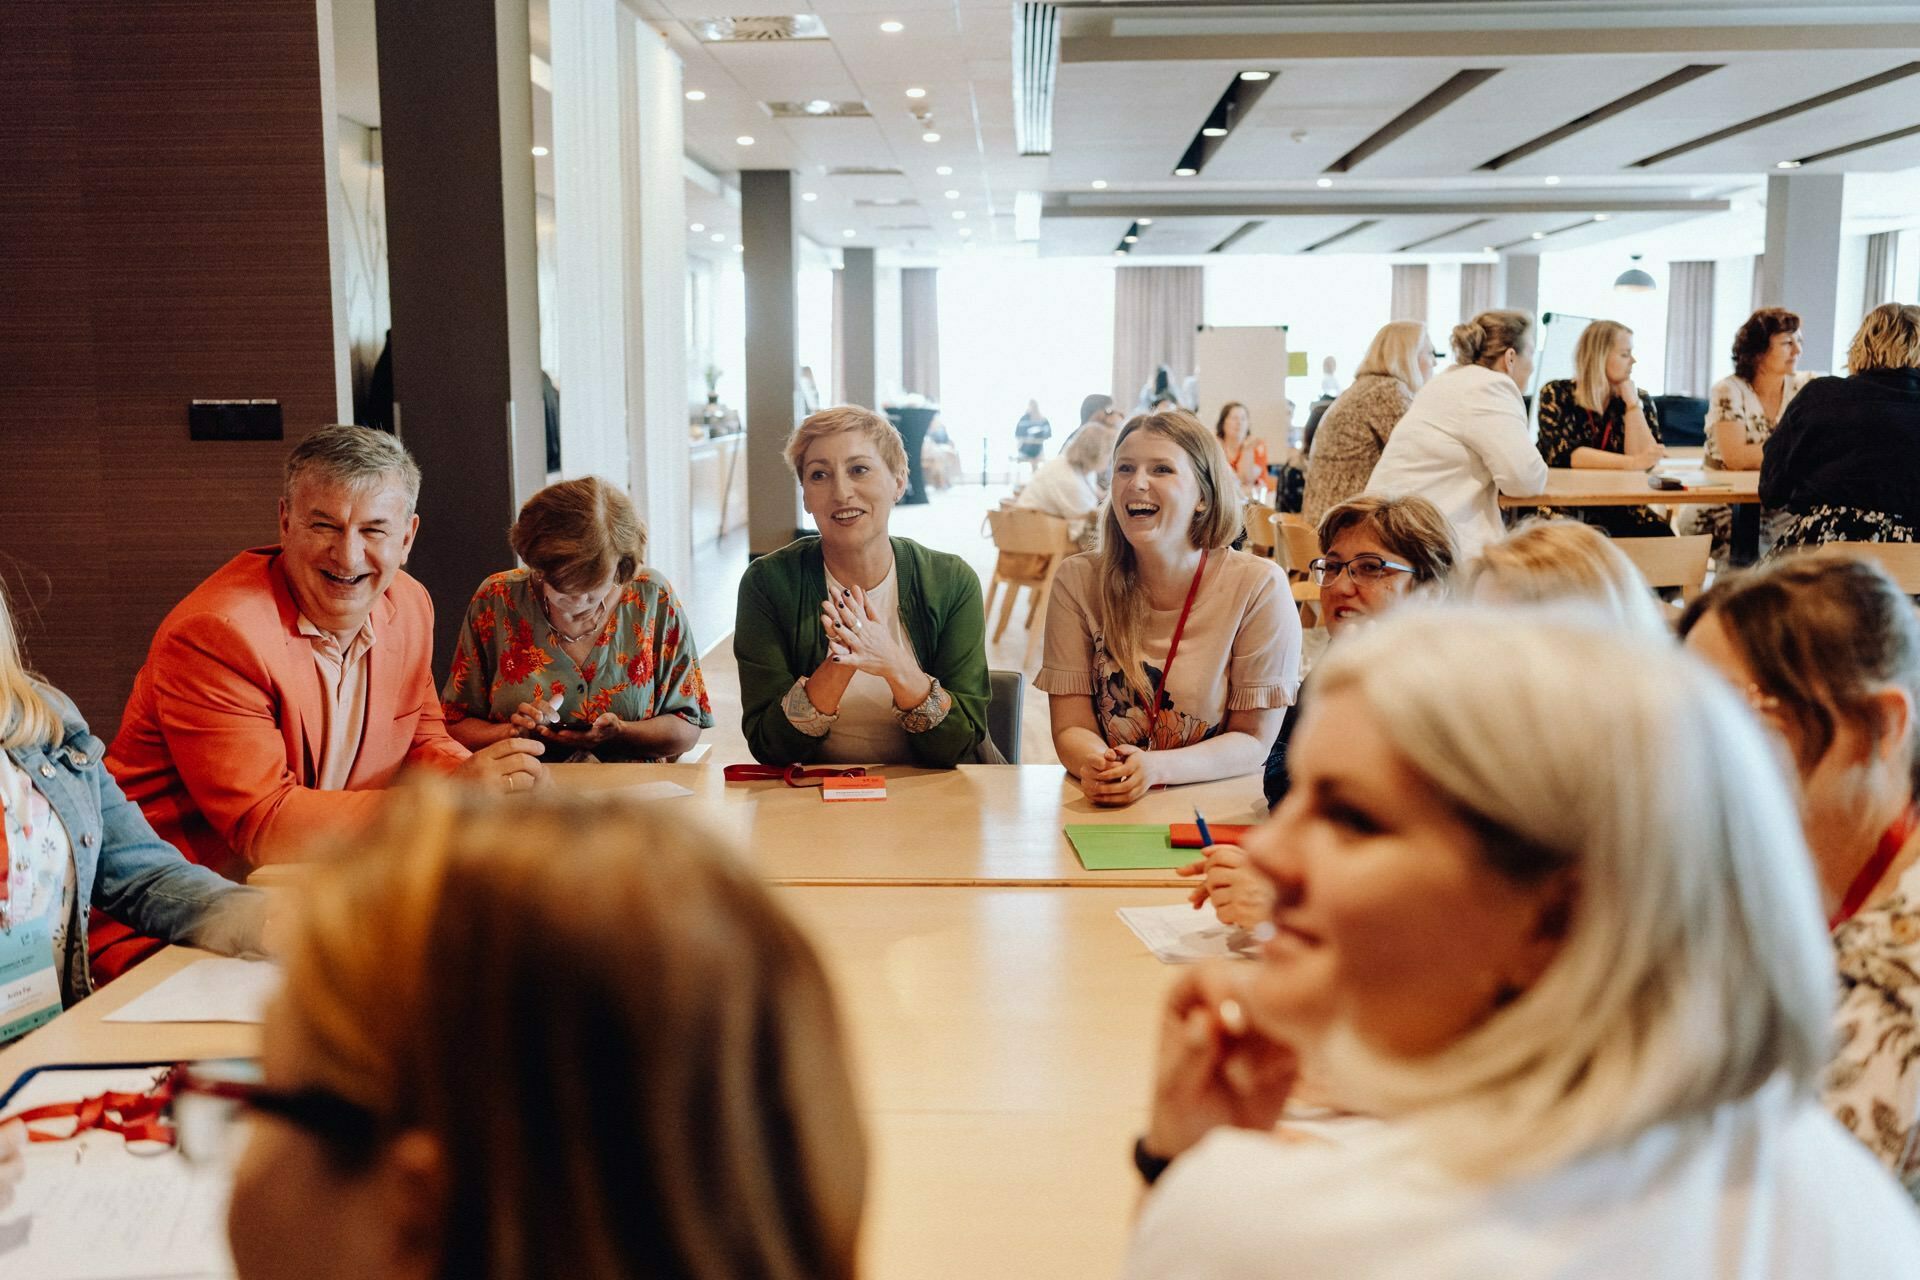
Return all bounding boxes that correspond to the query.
[875,265,903,403]
[1709,255,1756,388]
[798,240,836,408]
[1834,232,1869,373]
[1536,244,1671,394]
[1204,255,1394,416]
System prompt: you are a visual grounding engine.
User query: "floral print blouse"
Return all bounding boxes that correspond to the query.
[1827,856,1920,1201]
[442,568,713,759]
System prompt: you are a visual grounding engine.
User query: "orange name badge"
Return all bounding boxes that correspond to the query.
[820,775,888,802]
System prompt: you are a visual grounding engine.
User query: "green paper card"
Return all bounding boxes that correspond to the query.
[1065,824,1187,871]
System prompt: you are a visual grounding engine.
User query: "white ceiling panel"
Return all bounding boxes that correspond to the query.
[705,42,862,101]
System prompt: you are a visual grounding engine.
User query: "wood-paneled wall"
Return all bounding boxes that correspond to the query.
[0,2,338,736]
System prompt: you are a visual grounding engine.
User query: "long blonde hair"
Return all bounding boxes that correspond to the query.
[0,580,61,751]
[1571,320,1631,413]
[1096,410,1241,696]
[1308,609,1831,1179]
[282,783,867,1280]
[1353,320,1431,393]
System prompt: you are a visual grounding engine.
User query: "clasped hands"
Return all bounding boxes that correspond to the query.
[820,586,936,712]
[1081,743,1158,807]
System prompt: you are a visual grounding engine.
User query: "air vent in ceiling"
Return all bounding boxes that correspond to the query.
[765,100,871,119]
[688,15,828,42]
[827,166,904,177]
[1013,3,1060,156]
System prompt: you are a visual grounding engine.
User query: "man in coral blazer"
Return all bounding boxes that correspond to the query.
[98,425,546,979]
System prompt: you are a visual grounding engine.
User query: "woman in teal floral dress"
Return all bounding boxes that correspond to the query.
[443,478,712,762]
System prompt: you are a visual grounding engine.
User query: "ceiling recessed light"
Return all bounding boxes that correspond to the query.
[1531,231,1546,240]
[685,89,706,102]
[1091,179,1108,189]
[736,135,755,146]
[1776,158,1802,169]
[532,145,550,157]
[880,20,904,32]
[1202,126,1228,138]
[922,131,940,143]
[944,189,960,199]
[936,165,953,176]
[1316,177,1333,188]
[1482,245,1496,253]
[802,192,818,202]
[1544,175,1561,185]
[1593,213,1611,222]
[733,244,744,253]
[951,210,966,219]
[1239,70,1272,82]
[1173,166,1197,177]
[711,232,726,242]
[1123,234,1138,243]
[906,87,926,99]
[1137,217,1153,225]
[843,228,857,237]
[690,222,705,232]
[958,227,972,237]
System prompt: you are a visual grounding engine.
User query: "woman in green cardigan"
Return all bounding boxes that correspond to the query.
[734,406,992,766]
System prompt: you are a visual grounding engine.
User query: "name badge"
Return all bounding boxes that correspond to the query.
[0,914,60,1046]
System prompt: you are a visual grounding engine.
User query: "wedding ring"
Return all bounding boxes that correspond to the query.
[506,773,519,793]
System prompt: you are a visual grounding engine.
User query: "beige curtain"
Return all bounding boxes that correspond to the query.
[1664,261,1715,398]
[901,267,940,401]
[1458,263,1497,322]
[1865,232,1897,317]
[1391,264,1429,322]
[1111,266,1203,410]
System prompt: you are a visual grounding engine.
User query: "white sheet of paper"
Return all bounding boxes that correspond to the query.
[608,780,695,803]
[102,958,280,1025]
[1,1067,234,1279]
[1116,903,1259,965]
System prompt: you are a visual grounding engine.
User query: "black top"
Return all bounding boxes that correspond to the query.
[1760,370,1920,523]
[1534,379,1663,465]
[1261,675,1308,809]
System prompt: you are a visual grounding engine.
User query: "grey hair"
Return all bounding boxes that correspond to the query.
[1305,606,1832,1180]
[284,424,423,512]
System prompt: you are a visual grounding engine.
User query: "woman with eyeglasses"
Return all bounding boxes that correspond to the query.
[1681,552,1920,1199]
[216,783,866,1280]
[1183,495,1457,925]
[1128,609,1920,1278]
[1042,410,1301,807]
[442,477,712,762]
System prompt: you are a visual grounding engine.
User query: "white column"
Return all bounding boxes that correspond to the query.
[623,18,692,586]
[1761,173,1845,375]
[1500,253,1541,320]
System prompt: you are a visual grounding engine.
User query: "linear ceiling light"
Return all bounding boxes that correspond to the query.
[1209,221,1265,253]
[1476,65,1721,171]
[1326,69,1499,173]
[1396,217,1494,253]
[1112,220,1143,255]
[1491,216,1606,252]
[1631,61,1920,167]
[1779,120,1920,169]
[1171,71,1276,177]
[1302,219,1380,253]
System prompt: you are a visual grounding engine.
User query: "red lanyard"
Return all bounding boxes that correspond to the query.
[1831,806,1919,929]
[1148,551,1209,726]
[13,1070,178,1147]
[722,764,870,788]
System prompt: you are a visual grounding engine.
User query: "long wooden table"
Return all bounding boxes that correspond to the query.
[1,886,1191,1280]
[1500,465,1762,563]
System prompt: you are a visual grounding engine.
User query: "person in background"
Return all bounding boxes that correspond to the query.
[1676,308,1814,564]
[735,406,990,767]
[1042,410,1300,806]
[1014,399,1051,477]
[1532,320,1669,538]
[1302,321,1433,526]
[1763,303,1920,552]
[1215,402,1269,498]
[0,583,263,1030]
[1682,552,1920,1198]
[1015,420,1118,549]
[220,784,865,1280]
[1366,311,1549,561]
[442,477,711,764]
[97,426,543,981]
[1319,354,1341,399]
[1468,518,1671,637]
[1183,495,1457,930]
[1126,609,1920,1278]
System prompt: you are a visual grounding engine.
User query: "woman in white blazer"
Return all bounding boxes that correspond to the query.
[1365,310,1548,560]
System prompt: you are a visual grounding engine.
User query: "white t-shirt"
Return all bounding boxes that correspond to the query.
[0,751,77,990]
[1124,1076,1920,1279]
[819,565,917,764]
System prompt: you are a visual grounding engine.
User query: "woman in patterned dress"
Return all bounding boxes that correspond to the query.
[1683,551,1920,1199]
[1763,303,1920,554]
[1675,308,1814,564]
[1301,320,1431,526]
[442,477,711,762]
[1531,319,1670,538]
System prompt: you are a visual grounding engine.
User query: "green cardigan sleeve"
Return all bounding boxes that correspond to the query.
[734,551,830,766]
[905,551,990,768]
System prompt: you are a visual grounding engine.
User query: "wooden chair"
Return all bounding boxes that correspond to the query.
[1271,517,1324,627]
[1614,534,1713,604]
[1244,501,1279,559]
[983,508,1077,662]
[1824,542,1920,594]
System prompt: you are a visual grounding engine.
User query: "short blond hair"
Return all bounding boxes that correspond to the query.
[783,405,909,483]
[1848,302,1920,374]
[1470,519,1669,636]
[1354,320,1432,393]
[509,477,647,593]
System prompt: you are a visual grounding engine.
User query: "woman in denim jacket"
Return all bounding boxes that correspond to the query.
[0,587,263,1024]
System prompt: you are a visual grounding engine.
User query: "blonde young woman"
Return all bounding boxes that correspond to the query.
[1040,410,1301,807]
[1468,518,1671,636]
[1532,319,1669,538]
[1366,311,1549,561]
[217,785,866,1280]
[1302,321,1433,525]
[1126,610,1920,1277]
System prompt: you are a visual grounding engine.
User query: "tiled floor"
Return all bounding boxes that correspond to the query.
[690,481,1062,766]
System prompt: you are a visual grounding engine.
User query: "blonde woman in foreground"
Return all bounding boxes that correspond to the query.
[1125,610,1920,1278]
[1468,517,1671,635]
[217,785,865,1280]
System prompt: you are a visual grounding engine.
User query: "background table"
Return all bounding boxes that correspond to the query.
[1500,466,1762,564]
